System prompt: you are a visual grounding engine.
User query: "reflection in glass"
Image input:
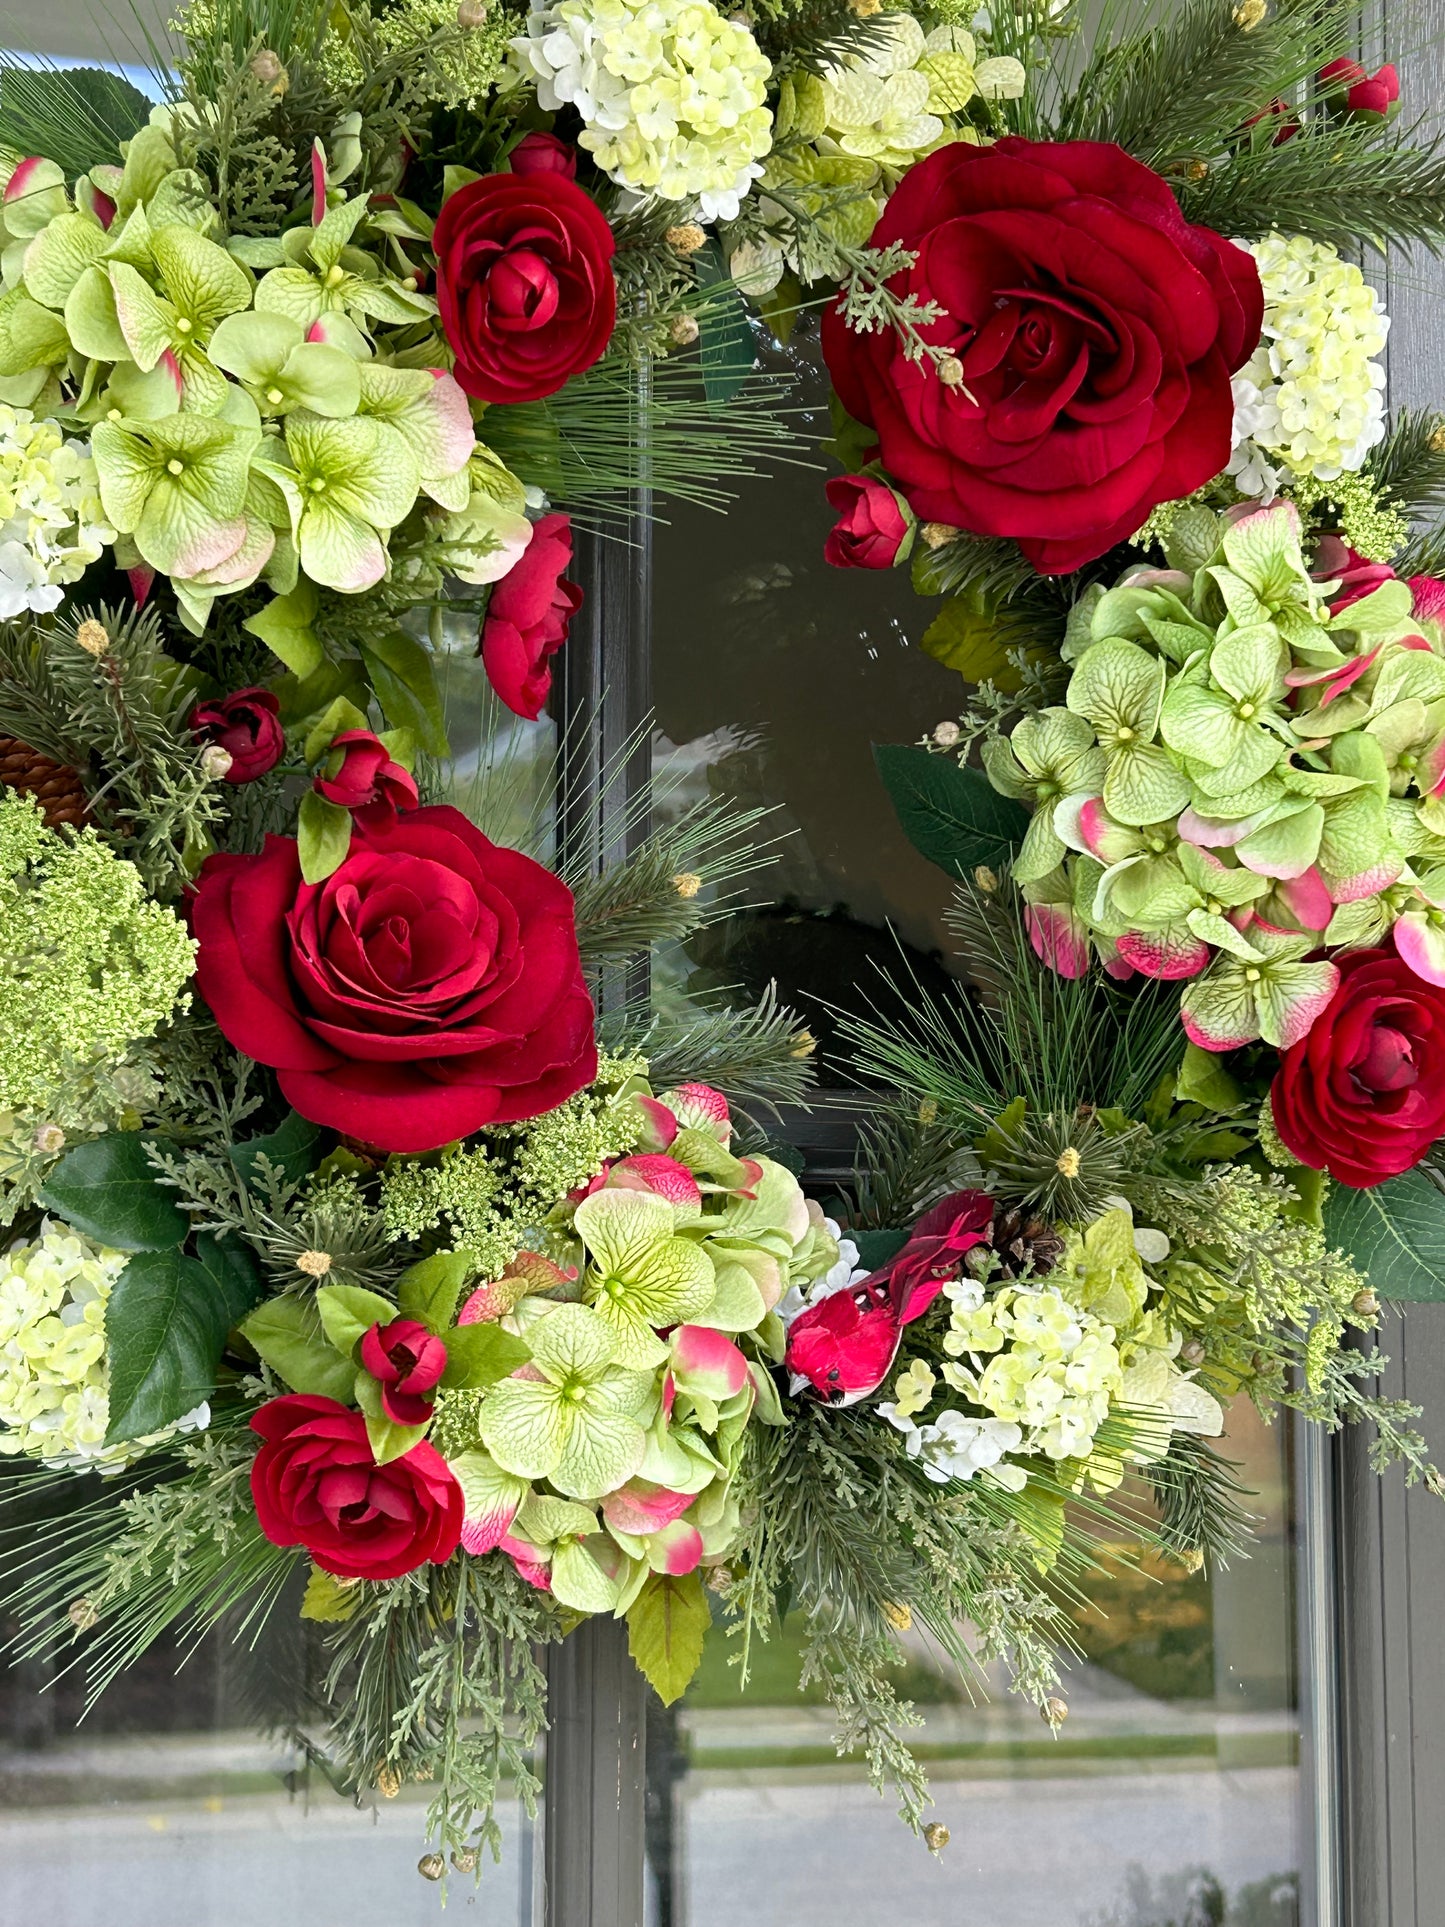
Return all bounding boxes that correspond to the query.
[645,1404,1299,1927]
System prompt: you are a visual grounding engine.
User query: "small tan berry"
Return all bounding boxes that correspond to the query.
[296,1249,333,1278]
[74,619,110,657]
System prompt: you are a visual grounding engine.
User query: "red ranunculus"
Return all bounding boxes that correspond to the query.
[360,1318,448,1425]
[823,474,914,568]
[191,803,597,1152]
[1272,949,1445,1187]
[479,513,582,719]
[433,173,616,404]
[821,139,1263,576]
[190,687,285,783]
[509,131,578,178]
[786,1191,995,1401]
[250,1394,463,1579]
[1320,56,1400,117]
[314,729,419,828]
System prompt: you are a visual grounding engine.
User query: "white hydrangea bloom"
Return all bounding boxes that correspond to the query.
[1228,232,1388,500]
[511,0,774,221]
[0,409,115,616]
[942,1281,1124,1462]
[779,1217,863,1329]
[0,1220,208,1471]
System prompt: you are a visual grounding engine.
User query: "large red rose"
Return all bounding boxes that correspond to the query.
[1272,949,1445,1187]
[433,173,616,404]
[191,803,597,1152]
[479,512,582,720]
[249,1395,463,1580]
[821,139,1263,575]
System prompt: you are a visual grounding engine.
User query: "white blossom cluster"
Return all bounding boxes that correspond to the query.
[511,0,773,221]
[0,1220,208,1470]
[0,407,114,619]
[1228,232,1388,502]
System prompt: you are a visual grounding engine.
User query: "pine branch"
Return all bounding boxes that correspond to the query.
[1182,120,1445,254]
[569,796,783,965]
[1364,409,1445,523]
[1140,1434,1257,1570]
[1397,525,1445,578]
[600,984,818,1116]
[845,1102,981,1231]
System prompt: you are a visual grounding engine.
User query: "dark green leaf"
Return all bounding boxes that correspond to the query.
[358,630,449,757]
[397,1251,473,1334]
[0,65,152,175]
[696,241,755,408]
[439,1322,531,1390]
[229,1111,323,1190]
[626,1570,711,1705]
[1324,1168,1445,1301]
[191,1232,264,1327]
[852,1228,908,1271]
[241,1295,356,1400]
[105,1247,245,1443]
[873,743,1029,879]
[39,1133,188,1251]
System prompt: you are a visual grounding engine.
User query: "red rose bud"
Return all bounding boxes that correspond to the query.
[1320,56,1400,118]
[433,173,615,404]
[823,474,915,569]
[479,512,582,718]
[1242,96,1300,145]
[821,139,1263,576]
[1272,949,1445,1187]
[786,1190,995,1401]
[359,1317,448,1425]
[191,803,597,1152]
[509,131,578,178]
[190,687,285,783]
[314,729,419,828]
[249,1394,463,1579]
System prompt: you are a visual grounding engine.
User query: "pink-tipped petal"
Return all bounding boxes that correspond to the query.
[1115,927,1211,980]
[4,157,46,202]
[1025,903,1090,978]
[664,1083,732,1140]
[647,1519,704,1576]
[606,1154,703,1212]
[669,1325,749,1400]
[460,1494,522,1556]
[311,139,328,225]
[1328,857,1406,903]
[1181,1006,1258,1051]
[1394,912,1445,986]
[1410,576,1445,622]
[634,1093,680,1152]
[600,1480,695,1536]
[1177,806,1265,849]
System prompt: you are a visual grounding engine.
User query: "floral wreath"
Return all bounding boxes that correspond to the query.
[0,0,1441,1888]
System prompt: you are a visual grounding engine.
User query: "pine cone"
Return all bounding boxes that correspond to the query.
[988,1204,1064,1280]
[0,735,89,829]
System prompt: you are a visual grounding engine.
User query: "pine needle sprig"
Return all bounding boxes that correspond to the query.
[1364,408,1445,524]
[845,1102,982,1232]
[1182,119,1445,254]
[1140,1433,1257,1570]
[569,795,783,965]
[601,983,819,1116]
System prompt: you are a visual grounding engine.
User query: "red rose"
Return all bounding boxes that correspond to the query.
[249,1394,463,1580]
[1272,949,1445,1187]
[191,802,597,1152]
[823,475,914,569]
[1242,96,1300,145]
[1320,57,1400,117]
[820,139,1263,575]
[314,729,419,828]
[433,174,616,404]
[509,131,578,178]
[786,1191,994,1401]
[360,1318,448,1424]
[190,687,285,783]
[479,513,582,719]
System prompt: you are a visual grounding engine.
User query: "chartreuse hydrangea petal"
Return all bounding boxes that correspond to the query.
[576,1188,716,1369]
[91,414,256,577]
[23,210,109,309]
[1181,931,1339,1052]
[208,311,361,418]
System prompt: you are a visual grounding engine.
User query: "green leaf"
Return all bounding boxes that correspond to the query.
[229,1110,322,1189]
[396,1251,473,1333]
[1324,1167,1445,1301]
[357,630,448,757]
[104,1244,255,1443]
[355,1371,430,1463]
[190,1231,263,1329]
[696,240,754,408]
[300,1564,360,1621]
[852,1228,909,1270]
[39,1133,188,1251]
[626,1570,711,1706]
[240,1294,356,1398]
[1175,1041,1243,1114]
[873,743,1029,879]
[316,1282,396,1356]
[920,597,1019,688]
[297,786,351,884]
[439,1322,531,1389]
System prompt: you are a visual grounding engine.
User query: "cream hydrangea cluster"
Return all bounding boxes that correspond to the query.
[819,17,1023,170]
[939,1278,1124,1462]
[0,407,114,620]
[1228,232,1389,501]
[511,0,773,221]
[0,1220,206,1468]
